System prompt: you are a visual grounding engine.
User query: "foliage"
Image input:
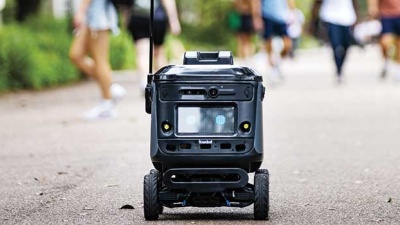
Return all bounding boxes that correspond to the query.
[0,16,134,93]
[110,30,136,70]
[176,0,237,53]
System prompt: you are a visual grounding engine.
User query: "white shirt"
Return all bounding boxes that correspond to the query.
[320,0,356,26]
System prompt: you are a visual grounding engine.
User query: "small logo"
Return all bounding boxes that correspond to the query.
[199,140,212,144]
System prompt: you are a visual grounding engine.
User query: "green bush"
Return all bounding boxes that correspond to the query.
[0,17,134,93]
[0,19,80,92]
[110,30,135,70]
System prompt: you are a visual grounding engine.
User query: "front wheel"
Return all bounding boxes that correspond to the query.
[143,172,160,220]
[254,169,269,220]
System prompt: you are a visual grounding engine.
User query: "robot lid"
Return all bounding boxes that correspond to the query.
[153,51,263,82]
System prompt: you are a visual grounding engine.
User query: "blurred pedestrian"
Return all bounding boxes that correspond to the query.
[287,8,305,59]
[127,0,181,91]
[368,0,400,80]
[233,0,256,62]
[252,0,295,81]
[312,0,358,83]
[69,0,126,120]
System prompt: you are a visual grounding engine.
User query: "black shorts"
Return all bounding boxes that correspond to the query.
[238,14,254,34]
[128,15,168,46]
[262,17,288,39]
[381,16,400,36]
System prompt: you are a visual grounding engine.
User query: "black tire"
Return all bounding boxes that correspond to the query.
[254,169,269,220]
[150,169,164,214]
[144,173,160,220]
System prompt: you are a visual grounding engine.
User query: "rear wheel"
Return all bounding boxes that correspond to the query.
[144,172,160,220]
[254,169,269,220]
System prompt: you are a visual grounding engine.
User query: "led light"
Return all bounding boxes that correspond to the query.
[240,121,251,132]
[161,121,172,133]
[164,124,170,130]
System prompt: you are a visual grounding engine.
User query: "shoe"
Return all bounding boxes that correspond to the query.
[110,83,127,102]
[336,75,343,84]
[82,100,117,121]
[270,66,283,83]
[395,73,400,82]
[381,68,387,79]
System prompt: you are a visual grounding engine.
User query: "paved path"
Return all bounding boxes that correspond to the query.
[0,46,399,224]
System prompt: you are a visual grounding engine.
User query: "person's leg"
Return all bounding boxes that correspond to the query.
[380,18,395,78]
[88,30,112,99]
[265,38,274,67]
[276,21,291,58]
[393,36,400,80]
[154,45,167,71]
[380,34,393,61]
[380,34,393,78]
[238,15,254,60]
[153,20,168,71]
[135,38,150,89]
[69,27,96,79]
[237,33,246,59]
[281,36,292,58]
[337,25,352,76]
[327,23,345,77]
[262,17,274,67]
[242,33,253,59]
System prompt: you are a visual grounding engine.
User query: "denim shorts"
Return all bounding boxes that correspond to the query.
[381,17,400,36]
[86,0,119,35]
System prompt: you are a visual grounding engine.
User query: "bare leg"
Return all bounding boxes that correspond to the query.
[281,36,292,58]
[69,27,96,79]
[238,33,253,59]
[88,30,112,99]
[380,34,393,61]
[242,34,254,59]
[380,34,393,78]
[134,38,150,88]
[265,38,274,66]
[395,36,400,63]
[154,45,167,71]
[395,37,400,80]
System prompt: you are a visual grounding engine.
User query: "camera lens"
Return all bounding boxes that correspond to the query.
[209,88,218,97]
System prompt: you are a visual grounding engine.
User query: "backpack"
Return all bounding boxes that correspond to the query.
[110,0,134,8]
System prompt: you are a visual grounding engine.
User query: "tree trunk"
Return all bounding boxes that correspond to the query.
[16,0,41,22]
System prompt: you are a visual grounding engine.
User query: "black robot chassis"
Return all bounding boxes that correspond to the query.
[143,51,269,220]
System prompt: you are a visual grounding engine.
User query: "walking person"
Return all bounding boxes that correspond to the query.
[287,7,305,59]
[368,0,400,80]
[312,0,358,83]
[127,0,181,91]
[233,0,256,62]
[252,0,295,81]
[69,0,126,120]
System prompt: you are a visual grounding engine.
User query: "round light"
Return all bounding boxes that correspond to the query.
[240,122,251,132]
[164,124,170,130]
[161,121,172,133]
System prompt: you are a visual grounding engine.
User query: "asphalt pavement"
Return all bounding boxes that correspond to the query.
[0,45,399,224]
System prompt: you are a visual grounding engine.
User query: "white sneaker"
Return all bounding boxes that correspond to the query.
[110,83,127,102]
[82,100,117,121]
[269,66,283,83]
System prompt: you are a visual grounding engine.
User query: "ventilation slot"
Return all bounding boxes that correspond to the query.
[200,144,212,149]
[180,143,192,149]
[166,144,176,151]
[235,144,246,152]
[220,143,232,149]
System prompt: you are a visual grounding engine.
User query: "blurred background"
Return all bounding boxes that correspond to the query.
[0,0,372,94]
